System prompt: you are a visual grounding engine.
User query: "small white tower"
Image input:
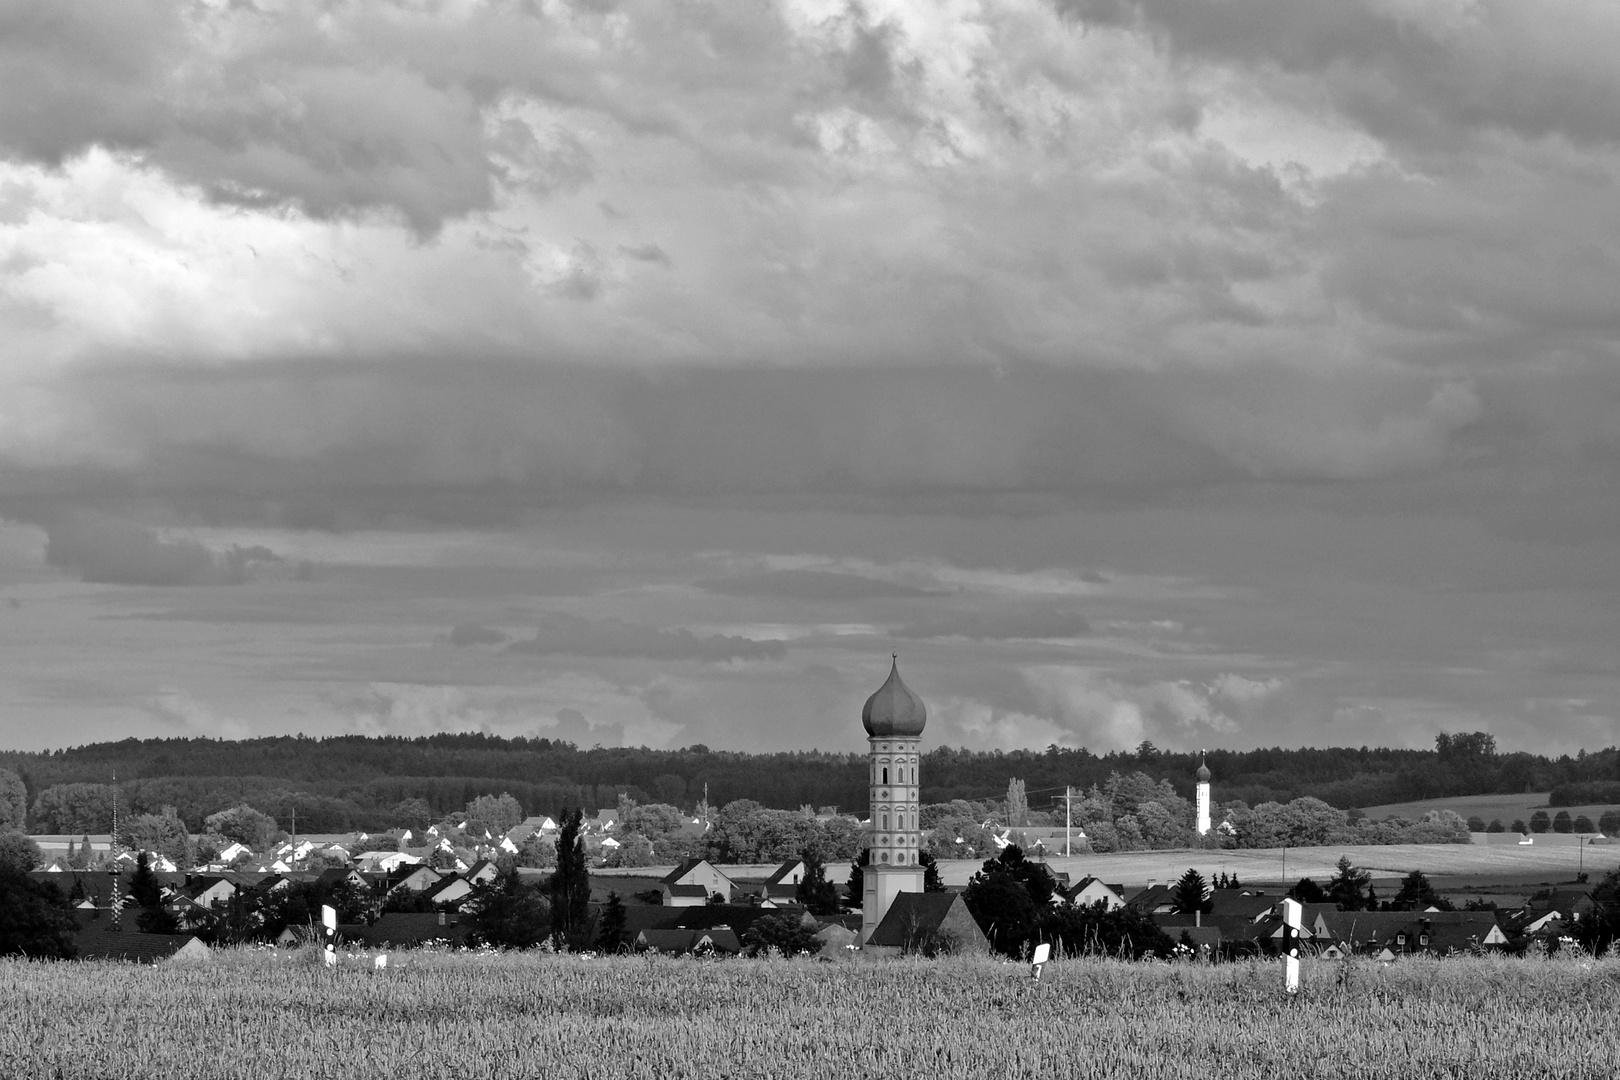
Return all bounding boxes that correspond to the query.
[861,655,926,945]
[1195,751,1212,836]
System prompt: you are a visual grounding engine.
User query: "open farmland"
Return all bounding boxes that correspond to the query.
[927,842,1620,892]
[3,950,1619,1079]
[1359,793,1620,828]
[602,843,1620,895]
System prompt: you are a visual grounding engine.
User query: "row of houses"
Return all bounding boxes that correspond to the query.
[1110,879,1596,959]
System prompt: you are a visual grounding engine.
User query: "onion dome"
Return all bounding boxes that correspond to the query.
[862,656,926,737]
[1196,751,1211,782]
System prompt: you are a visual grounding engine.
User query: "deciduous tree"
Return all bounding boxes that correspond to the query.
[1574,867,1620,957]
[741,912,819,957]
[0,867,78,959]
[1033,901,1173,961]
[963,845,1058,956]
[121,811,193,868]
[469,869,551,949]
[30,784,115,835]
[203,804,279,851]
[1287,877,1326,903]
[0,832,42,876]
[466,793,524,835]
[0,768,26,832]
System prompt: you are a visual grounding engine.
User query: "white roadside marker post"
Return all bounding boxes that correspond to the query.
[321,904,338,968]
[1280,897,1302,994]
[1031,942,1051,981]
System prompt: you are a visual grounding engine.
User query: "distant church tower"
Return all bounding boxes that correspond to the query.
[1195,751,1212,836]
[861,655,926,945]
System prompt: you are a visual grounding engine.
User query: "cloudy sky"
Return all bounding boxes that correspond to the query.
[2,0,1618,758]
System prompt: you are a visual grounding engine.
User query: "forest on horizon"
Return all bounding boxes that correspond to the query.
[2,731,1617,836]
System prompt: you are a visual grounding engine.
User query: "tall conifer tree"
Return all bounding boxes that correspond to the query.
[548,808,591,950]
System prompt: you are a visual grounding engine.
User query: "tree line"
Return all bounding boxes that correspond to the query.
[2,732,1616,837]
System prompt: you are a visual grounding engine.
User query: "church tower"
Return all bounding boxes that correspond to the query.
[861,655,926,945]
[1195,750,1212,836]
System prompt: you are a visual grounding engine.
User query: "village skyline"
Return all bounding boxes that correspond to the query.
[3,1,1620,759]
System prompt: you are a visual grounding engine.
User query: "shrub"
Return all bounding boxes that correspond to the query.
[741,913,820,957]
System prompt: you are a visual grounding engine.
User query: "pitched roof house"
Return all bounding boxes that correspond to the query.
[635,927,743,955]
[342,912,471,948]
[72,913,211,964]
[1063,877,1126,910]
[387,865,445,895]
[423,875,476,910]
[1308,910,1508,956]
[865,893,989,955]
[661,883,711,907]
[661,859,734,901]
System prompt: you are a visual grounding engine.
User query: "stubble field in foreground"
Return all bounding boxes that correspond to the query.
[3,950,1619,1080]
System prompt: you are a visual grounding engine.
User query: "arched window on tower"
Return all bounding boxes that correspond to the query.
[882,767,888,785]
[881,813,888,830]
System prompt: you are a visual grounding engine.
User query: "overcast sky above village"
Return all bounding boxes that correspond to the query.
[1,0,1618,759]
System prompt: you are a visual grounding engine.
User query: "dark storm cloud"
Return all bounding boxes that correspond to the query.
[35,508,284,586]
[507,613,785,663]
[0,361,1485,528]
[1056,0,1620,150]
[449,622,510,647]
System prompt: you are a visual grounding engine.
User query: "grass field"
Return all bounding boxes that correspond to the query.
[916,843,1620,893]
[605,842,1620,897]
[3,950,1617,1079]
[1359,792,1620,828]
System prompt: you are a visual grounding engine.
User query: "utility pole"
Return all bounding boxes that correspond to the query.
[1052,787,1082,857]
